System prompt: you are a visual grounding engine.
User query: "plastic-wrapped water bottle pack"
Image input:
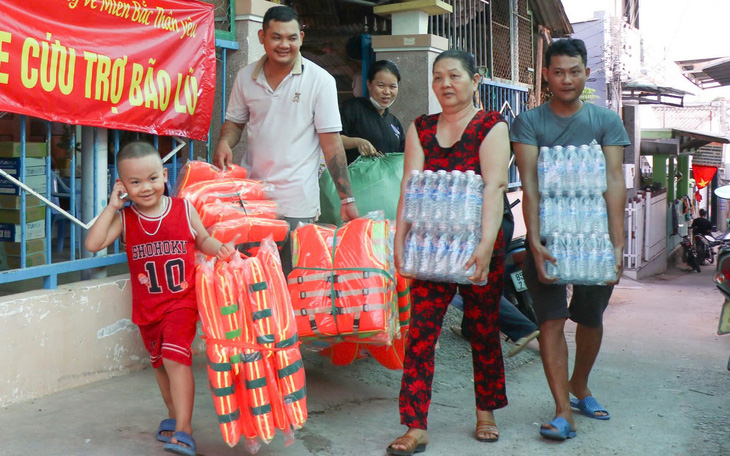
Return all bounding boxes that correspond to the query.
[401,169,486,285]
[538,144,617,284]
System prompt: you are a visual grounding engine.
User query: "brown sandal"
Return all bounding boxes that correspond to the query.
[386,434,428,455]
[475,420,499,442]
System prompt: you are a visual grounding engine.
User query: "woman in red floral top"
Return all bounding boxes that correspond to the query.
[389,50,511,455]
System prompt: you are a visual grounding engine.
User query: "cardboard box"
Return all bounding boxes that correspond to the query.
[0,239,46,255]
[0,205,47,224]
[0,173,47,195]
[0,156,47,176]
[0,142,48,158]
[0,251,47,269]
[0,219,46,242]
[0,194,43,209]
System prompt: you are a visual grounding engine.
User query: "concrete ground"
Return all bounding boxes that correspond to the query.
[1,264,728,456]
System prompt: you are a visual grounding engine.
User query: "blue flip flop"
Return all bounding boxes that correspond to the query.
[539,417,577,441]
[163,431,196,456]
[155,419,176,443]
[570,396,611,420]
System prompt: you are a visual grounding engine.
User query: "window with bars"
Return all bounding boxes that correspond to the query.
[428,0,491,70]
[211,0,235,41]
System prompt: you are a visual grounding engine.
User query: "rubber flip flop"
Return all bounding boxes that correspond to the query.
[539,417,576,441]
[155,418,176,443]
[163,431,196,456]
[570,396,610,420]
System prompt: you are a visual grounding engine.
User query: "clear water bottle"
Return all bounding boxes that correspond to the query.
[592,144,607,193]
[545,234,560,279]
[565,145,579,191]
[578,195,593,234]
[448,170,465,222]
[417,170,435,221]
[566,193,579,233]
[401,226,419,275]
[448,227,465,281]
[539,196,549,238]
[432,223,451,281]
[461,224,479,283]
[558,234,574,281]
[474,178,484,224]
[416,223,435,279]
[555,196,568,232]
[552,146,566,195]
[538,146,551,194]
[586,233,601,282]
[591,195,608,234]
[433,170,450,220]
[464,170,481,225]
[403,170,421,222]
[574,233,588,283]
[600,233,617,283]
[577,145,591,195]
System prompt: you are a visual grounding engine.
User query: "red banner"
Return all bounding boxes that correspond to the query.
[0,0,216,140]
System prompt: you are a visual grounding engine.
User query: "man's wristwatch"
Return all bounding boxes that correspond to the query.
[341,197,356,205]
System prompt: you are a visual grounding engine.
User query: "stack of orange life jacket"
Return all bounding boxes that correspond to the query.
[287,217,399,347]
[175,162,289,257]
[173,160,248,196]
[196,237,306,451]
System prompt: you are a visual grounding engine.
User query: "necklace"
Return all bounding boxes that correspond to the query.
[136,196,167,237]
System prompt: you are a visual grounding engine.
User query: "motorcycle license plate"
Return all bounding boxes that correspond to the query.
[510,270,527,292]
[719,299,730,335]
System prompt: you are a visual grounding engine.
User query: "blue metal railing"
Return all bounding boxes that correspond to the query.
[479,79,529,188]
[0,39,238,291]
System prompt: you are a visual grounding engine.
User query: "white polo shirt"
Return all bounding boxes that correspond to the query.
[225,54,342,218]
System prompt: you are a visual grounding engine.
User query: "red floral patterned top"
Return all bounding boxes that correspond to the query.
[414,110,506,173]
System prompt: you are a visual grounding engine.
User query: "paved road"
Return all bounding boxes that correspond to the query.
[1,265,728,456]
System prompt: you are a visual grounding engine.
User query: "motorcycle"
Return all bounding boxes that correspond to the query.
[681,234,702,273]
[712,246,730,370]
[503,227,539,325]
[694,232,716,265]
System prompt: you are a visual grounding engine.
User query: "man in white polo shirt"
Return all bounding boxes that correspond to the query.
[213,5,358,273]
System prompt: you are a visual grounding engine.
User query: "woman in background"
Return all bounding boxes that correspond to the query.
[340,60,405,165]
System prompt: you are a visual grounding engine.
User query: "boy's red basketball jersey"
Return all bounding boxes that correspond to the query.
[122,197,198,325]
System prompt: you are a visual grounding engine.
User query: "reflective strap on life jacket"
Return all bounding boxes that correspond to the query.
[287,271,333,285]
[335,303,389,314]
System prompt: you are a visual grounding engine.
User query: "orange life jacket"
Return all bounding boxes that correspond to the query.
[208,218,289,257]
[288,218,397,344]
[318,274,411,369]
[199,201,278,228]
[173,160,247,196]
[179,178,271,212]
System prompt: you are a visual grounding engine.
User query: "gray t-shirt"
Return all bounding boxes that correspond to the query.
[510,102,630,148]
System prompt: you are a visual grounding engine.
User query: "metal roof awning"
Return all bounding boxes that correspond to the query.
[622,82,692,107]
[529,0,573,37]
[640,128,730,156]
[676,57,730,89]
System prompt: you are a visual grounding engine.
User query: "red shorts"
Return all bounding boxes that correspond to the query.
[138,307,198,368]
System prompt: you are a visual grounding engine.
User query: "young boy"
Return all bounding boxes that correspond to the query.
[86,141,237,456]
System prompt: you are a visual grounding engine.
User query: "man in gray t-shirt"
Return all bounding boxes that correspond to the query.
[512,38,630,442]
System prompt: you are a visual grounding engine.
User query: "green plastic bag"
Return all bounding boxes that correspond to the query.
[319,153,404,225]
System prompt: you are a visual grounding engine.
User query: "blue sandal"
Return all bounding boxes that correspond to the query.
[163,431,196,456]
[155,419,176,443]
[570,396,610,420]
[539,417,576,441]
